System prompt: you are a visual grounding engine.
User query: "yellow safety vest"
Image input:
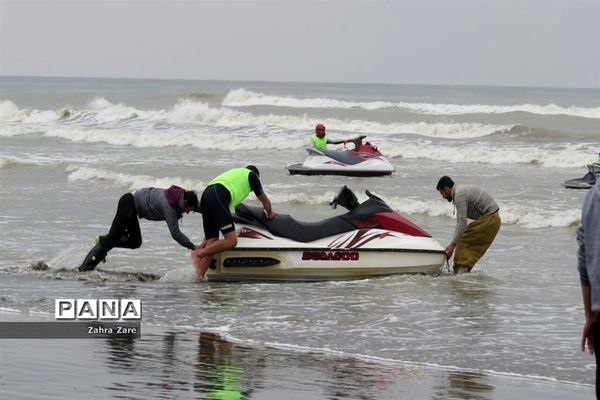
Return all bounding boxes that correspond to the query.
[209,168,253,208]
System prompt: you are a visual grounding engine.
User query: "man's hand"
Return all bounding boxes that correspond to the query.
[264,209,276,220]
[582,314,597,354]
[445,242,456,259]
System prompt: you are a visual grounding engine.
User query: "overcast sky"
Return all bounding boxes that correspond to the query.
[1,0,599,88]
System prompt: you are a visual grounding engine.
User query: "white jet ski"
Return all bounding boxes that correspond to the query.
[287,136,395,177]
[563,163,600,189]
[206,186,445,282]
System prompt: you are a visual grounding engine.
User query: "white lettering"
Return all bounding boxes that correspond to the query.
[55,299,75,319]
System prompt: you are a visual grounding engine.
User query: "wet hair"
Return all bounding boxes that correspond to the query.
[183,190,199,209]
[246,165,260,176]
[436,176,454,190]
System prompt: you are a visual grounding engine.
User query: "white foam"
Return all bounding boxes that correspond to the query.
[44,125,304,150]
[0,125,42,137]
[223,88,600,119]
[384,142,593,168]
[167,100,512,139]
[0,99,64,123]
[65,165,206,191]
[0,307,22,315]
[387,196,580,228]
[88,97,160,123]
[0,156,36,168]
[267,190,338,205]
[2,97,515,140]
[0,100,20,120]
[45,126,200,148]
[160,267,198,282]
[499,202,581,229]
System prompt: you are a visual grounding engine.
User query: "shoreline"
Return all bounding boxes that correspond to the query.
[0,317,594,399]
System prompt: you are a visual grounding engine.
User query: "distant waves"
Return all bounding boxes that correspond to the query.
[0,98,517,139]
[223,88,600,119]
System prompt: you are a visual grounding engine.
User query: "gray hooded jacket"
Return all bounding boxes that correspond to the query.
[134,187,195,250]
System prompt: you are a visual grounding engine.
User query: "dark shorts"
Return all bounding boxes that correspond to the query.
[200,184,235,239]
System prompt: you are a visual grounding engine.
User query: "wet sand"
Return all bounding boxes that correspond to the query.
[0,320,593,400]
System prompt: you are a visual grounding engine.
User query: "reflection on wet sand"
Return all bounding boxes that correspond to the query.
[432,371,495,400]
[195,331,263,399]
[92,329,591,400]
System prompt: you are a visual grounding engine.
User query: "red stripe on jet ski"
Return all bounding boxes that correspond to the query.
[328,229,399,249]
[237,227,273,240]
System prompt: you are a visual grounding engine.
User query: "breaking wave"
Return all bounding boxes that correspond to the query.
[1,98,516,139]
[382,142,592,168]
[65,165,206,191]
[385,197,580,229]
[223,89,600,119]
[0,156,37,168]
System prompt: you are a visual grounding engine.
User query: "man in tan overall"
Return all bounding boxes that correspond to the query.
[436,176,501,273]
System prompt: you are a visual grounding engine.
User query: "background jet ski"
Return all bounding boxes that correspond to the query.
[563,163,600,189]
[205,186,445,282]
[287,135,395,177]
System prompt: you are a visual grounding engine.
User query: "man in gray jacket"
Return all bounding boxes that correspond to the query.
[578,174,600,398]
[436,176,501,273]
[78,185,198,271]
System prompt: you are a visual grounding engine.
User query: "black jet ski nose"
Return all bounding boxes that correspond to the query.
[330,186,359,210]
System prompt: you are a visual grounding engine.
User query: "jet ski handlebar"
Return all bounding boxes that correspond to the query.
[346,135,367,147]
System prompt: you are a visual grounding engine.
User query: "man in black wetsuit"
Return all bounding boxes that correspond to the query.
[192,166,275,280]
[78,185,198,271]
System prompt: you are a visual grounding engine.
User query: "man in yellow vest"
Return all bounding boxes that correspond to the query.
[192,165,275,280]
[311,123,348,150]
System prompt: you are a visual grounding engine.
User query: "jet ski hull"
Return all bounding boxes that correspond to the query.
[563,178,594,189]
[206,226,446,282]
[563,163,599,189]
[287,163,393,177]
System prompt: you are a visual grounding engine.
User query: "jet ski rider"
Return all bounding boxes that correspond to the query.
[311,124,349,150]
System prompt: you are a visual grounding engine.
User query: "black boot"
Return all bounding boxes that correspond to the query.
[77,244,107,272]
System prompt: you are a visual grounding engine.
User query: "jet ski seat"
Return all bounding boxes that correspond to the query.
[234,204,355,243]
[320,149,363,165]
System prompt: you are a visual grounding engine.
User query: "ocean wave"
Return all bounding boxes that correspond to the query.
[167,100,515,139]
[385,197,580,229]
[0,100,20,120]
[65,165,206,191]
[88,97,160,123]
[383,142,592,168]
[2,98,515,140]
[223,89,600,119]
[46,126,201,148]
[0,156,38,169]
[45,126,304,150]
[0,99,67,123]
[0,125,44,137]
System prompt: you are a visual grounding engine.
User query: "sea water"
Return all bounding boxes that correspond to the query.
[1,76,599,389]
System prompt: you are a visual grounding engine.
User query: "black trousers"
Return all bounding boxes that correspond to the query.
[100,193,142,253]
